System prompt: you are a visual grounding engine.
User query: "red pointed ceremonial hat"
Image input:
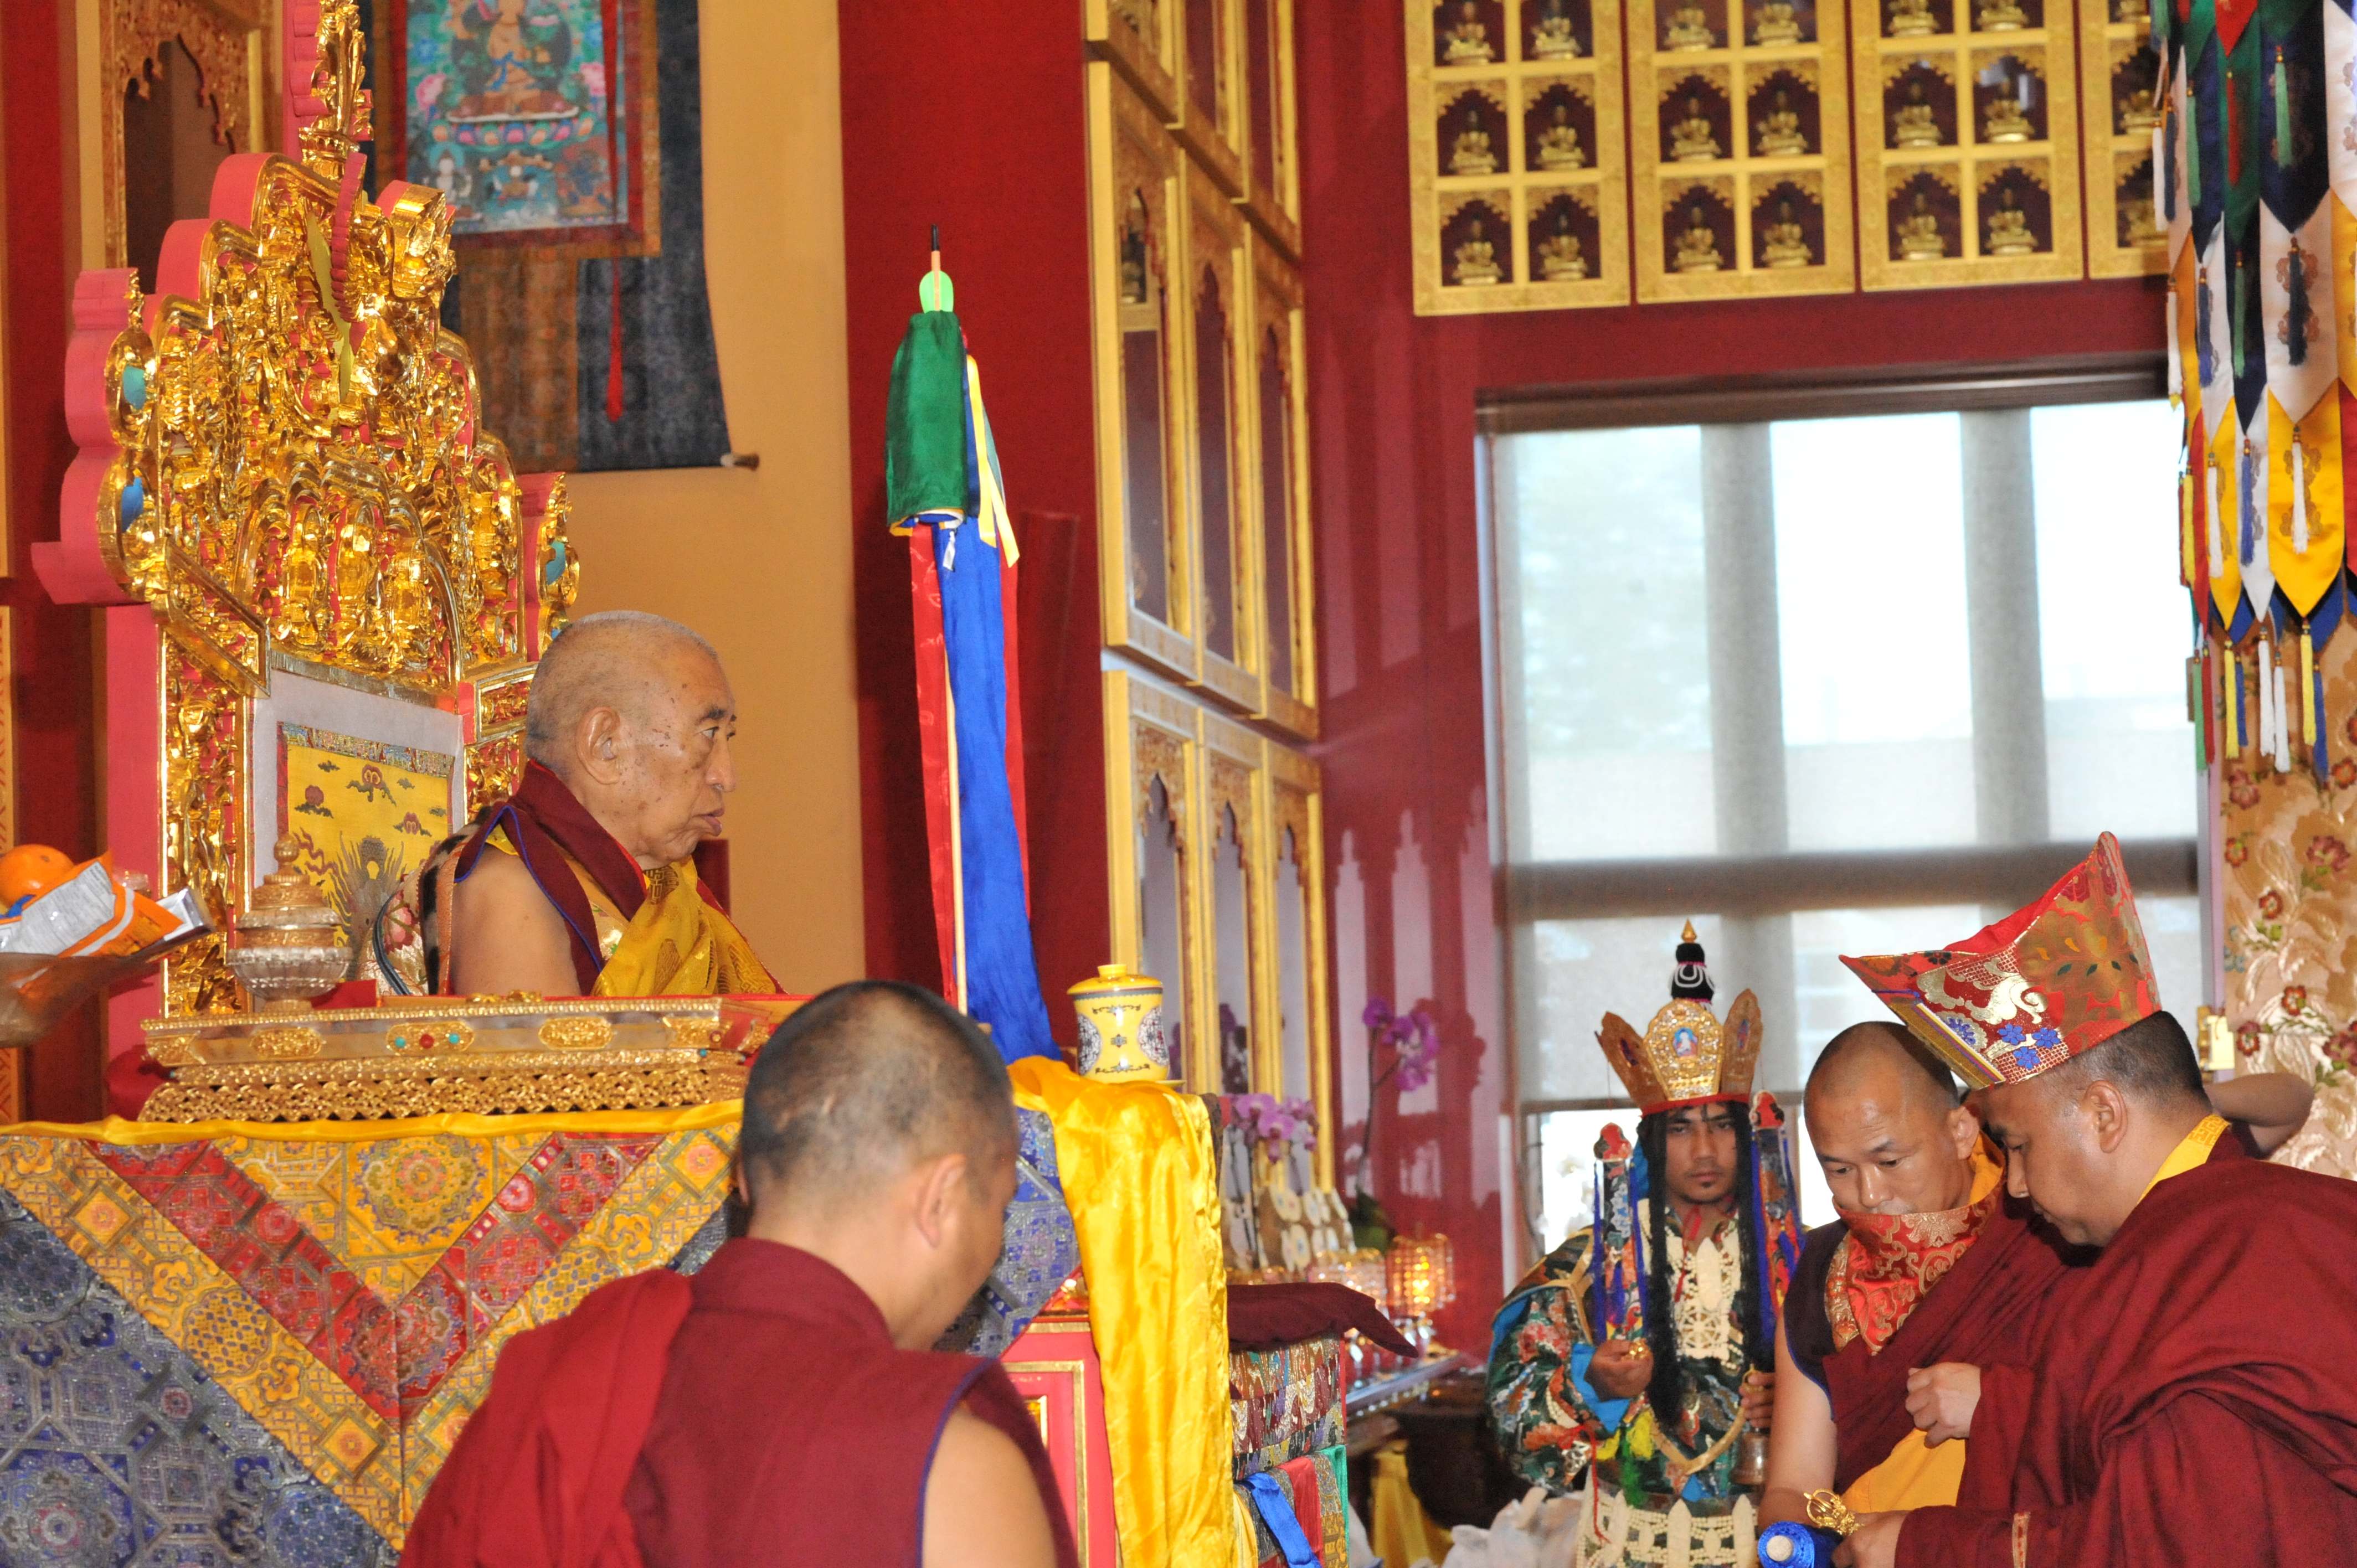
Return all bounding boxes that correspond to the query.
[1839,833,2160,1090]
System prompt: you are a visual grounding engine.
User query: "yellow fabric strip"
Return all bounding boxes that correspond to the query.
[1841,1428,1970,1514]
[1010,1058,1235,1567]
[1370,1438,1457,1566]
[2140,1113,2229,1200]
[0,1101,743,1145]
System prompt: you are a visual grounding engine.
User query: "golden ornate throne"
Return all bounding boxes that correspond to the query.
[36,0,578,1081]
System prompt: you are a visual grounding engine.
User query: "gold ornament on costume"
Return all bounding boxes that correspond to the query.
[1596,922,1764,1110]
[61,0,573,1020]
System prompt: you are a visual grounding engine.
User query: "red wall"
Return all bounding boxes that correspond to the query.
[4,0,106,1121]
[839,2,1111,1022]
[1294,2,2164,1344]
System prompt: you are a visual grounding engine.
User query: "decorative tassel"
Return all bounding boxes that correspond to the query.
[2314,633,2332,784]
[2303,627,2318,746]
[2293,439,2310,555]
[2273,46,2292,165]
[2191,652,2209,771]
[2260,636,2277,760]
[2277,654,2294,773]
[2226,644,2243,758]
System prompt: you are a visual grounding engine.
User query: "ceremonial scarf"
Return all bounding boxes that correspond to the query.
[1828,1143,2006,1355]
[448,762,771,996]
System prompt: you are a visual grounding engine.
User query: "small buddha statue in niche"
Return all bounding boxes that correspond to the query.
[1762,200,1812,266]
[1670,95,1723,161]
[1665,1,1716,51]
[2119,191,2160,244]
[1887,0,1938,37]
[1538,209,1589,278]
[1981,84,2032,141]
[1453,215,1504,283]
[1892,79,1943,146]
[1975,0,2027,29]
[1444,0,1497,61]
[1532,0,1583,57]
[1118,221,1151,307]
[1675,203,1724,270]
[1898,190,1948,258]
[1984,186,2036,253]
[1757,89,1808,154]
[1536,102,1588,168]
[2119,82,2160,132]
[1753,0,1804,43]
[1449,105,1499,173]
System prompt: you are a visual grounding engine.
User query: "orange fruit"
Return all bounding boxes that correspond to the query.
[0,845,76,906]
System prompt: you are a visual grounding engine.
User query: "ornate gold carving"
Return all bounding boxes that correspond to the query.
[139,1049,748,1123]
[478,675,534,730]
[102,0,267,267]
[1134,724,1190,834]
[538,1016,616,1051]
[664,1017,724,1051]
[385,1019,476,1054]
[73,15,570,1023]
[466,733,527,808]
[147,1037,202,1069]
[250,1025,325,1060]
[1208,754,1255,842]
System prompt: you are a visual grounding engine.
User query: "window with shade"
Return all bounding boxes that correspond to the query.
[1481,361,2199,1247]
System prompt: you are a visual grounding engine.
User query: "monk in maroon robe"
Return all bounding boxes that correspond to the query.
[1763,1023,2080,1524]
[404,981,1077,1568]
[1833,833,2357,1568]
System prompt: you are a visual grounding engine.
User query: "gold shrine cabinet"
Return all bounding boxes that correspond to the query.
[1085,0,1336,1180]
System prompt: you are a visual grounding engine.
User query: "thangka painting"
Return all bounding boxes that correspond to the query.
[374,0,732,473]
[276,724,459,944]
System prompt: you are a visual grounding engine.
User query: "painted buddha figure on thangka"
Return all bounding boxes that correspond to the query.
[396,611,776,998]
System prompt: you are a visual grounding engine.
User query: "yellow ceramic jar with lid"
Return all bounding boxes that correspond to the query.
[1066,964,1170,1081]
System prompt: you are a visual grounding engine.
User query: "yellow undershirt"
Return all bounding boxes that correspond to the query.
[1841,1115,2230,1514]
[2140,1114,2229,1199]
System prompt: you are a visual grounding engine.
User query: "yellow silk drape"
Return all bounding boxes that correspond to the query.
[593,859,773,997]
[1010,1058,1236,1567]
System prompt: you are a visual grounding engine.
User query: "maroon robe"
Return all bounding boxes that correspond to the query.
[622,1240,1076,1568]
[1898,1136,2357,1566]
[404,1241,1077,1568]
[1786,1199,2078,1497]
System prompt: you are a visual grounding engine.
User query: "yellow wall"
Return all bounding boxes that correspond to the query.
[565,0,863,991]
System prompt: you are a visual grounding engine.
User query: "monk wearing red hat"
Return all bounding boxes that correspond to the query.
[403,979,1075,1568]
[1829,833,2357,1568]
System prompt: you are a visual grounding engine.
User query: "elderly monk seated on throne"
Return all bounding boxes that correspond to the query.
[424,610,775,998]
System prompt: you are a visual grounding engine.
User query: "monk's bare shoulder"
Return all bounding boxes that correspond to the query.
[447,850,582,996]
[922,1404,1057,1568]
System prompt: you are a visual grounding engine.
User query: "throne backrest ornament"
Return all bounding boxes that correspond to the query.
[42,0,577,1020]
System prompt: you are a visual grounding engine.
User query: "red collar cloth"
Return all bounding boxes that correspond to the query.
[1828,1143,2006,1355]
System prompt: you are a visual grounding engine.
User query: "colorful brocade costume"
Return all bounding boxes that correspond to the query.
[1489,1204,1759,1567]
[440,761,775,997]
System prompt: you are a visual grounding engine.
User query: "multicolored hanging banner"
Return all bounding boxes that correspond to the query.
[884,250,1061,1062]
[2166,0,2355,776]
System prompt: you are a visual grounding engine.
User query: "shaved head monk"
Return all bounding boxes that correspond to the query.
[1834,835,2353,1568]
[1767,1020,2313,1541]
[404,980,1075,1568]
[432,610,774,997]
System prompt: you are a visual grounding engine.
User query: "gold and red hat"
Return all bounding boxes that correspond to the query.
[1597,922,1764,1113]
[1839,833,2160,1090]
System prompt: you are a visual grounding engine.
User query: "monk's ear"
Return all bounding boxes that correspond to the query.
[1945,1101,1980,1163]
[910,1152,969,1249]
[579,705,628,785]
[2083,1078,2131,1153]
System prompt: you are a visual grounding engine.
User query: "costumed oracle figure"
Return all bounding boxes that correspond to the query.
[1831,834,2357,1568]
[407,610,776,998]
[404,981,1077,1568]
[1758,1020,2309,1534]
[1487,927,1794,1568]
